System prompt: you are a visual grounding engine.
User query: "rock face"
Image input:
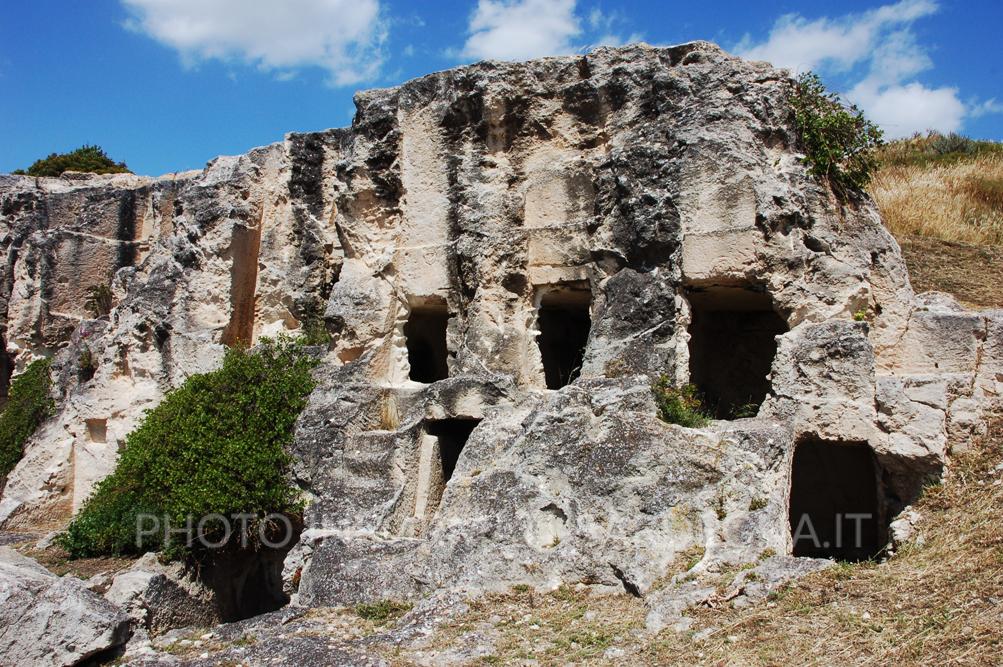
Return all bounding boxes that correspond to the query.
[1,41,1001,618]
[104,553,218,636]
[0,547,131,665]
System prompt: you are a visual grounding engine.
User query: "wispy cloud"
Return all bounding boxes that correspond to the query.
[459,0,637,62]
[736,0,997,138]
[970,98,1003,119]
[120,0,386,86]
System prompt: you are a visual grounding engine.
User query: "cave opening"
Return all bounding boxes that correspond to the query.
[201,521,301,622]
[425,418,480,483]
[0,342,13,410]
[789,439,886,561]
[686,284,788,419]
[536,285,592,390]
[396,417,483,538]
[405,304,450,383]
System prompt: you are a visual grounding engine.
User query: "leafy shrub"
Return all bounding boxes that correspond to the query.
[789,72,883,197]
[0,359,53,480]
[652,377,711,428]
[729,402,760,419]
[84,284,114,318]
[58,336,317,559]
[13,145,131,177]
[297,301,331,347]
[930,132,980,157]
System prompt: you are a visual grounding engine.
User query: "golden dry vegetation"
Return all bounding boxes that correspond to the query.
[871,132,1003,308]
[871,132,1003,245]
[872,153,1003,246]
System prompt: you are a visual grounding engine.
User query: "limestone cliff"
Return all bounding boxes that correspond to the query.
[0,42,1000,621]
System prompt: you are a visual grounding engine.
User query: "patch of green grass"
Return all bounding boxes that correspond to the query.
[878,131,1003,169]
[653,377,711,428]
[684,547,706,571]
[0,359,53,480]
[354,599,413,623]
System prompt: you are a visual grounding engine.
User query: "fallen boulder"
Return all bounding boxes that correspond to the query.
[0,546,130,666]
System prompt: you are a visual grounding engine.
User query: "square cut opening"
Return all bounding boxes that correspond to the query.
[789,439,886,561]
[426,418,480,484]
[85,418,108,444]
[536,285,592,390]
[405,304,450,383]
[686,284,788,419]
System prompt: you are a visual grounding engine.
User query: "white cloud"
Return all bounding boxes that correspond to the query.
[462,0,581,61]
[734,0,1000,138]
[735,0,938,73]
[460,0,636,62]
[851,82,966,136]
[970,98,1003,119]
[121,0,386,86]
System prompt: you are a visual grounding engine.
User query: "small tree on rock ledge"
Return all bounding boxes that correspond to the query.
[789,72,883,199]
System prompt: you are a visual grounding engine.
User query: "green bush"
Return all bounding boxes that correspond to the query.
[652,377,711,428]
[0,359,54,480]
[789,72,883,197]
[58,336,317,560]
[930,132,980,157]
[13,145,131,177]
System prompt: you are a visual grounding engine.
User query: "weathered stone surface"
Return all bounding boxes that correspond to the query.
[0,546,131,666]
[1,40,1001,645]
[105,553,218,636]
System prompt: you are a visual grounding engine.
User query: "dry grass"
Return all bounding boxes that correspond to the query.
[420,584,647,665]
[21,543,135,580]
[898,235,1003,309]
[413,415,1003,665]
[871,152,1003,246]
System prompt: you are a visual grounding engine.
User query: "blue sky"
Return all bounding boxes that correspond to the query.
[2,0,1000,176]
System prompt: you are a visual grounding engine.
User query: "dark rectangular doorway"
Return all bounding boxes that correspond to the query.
[789,439,886,561]
[405,305,450,383]
[536,285,591,389]
[686,285,788,419]
[426,418,480,483]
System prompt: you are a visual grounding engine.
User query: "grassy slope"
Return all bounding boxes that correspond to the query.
[872,132,1003,309]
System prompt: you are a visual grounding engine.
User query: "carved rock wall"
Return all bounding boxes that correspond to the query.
[0,42,999,605]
